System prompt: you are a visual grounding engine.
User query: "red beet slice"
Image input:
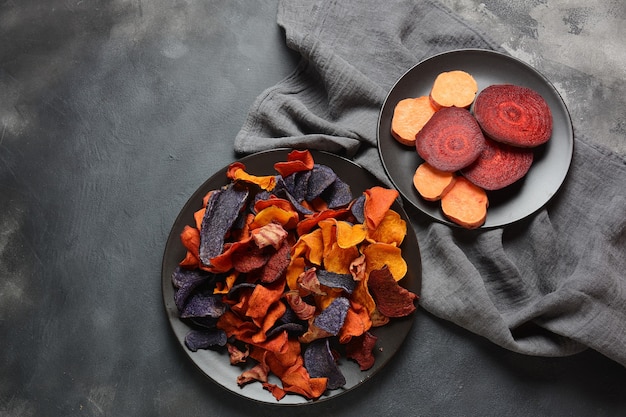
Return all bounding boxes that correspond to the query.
[473,84,553,147]
[461,138,534,190]
[415,107,485,172]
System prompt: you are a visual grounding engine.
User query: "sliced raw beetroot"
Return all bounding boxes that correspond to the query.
[415,107,485,172]
[473,84,553,147]
[461,138,534,190]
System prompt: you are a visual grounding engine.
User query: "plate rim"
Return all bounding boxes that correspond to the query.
[377,48,574,229]
[161,148,422,405]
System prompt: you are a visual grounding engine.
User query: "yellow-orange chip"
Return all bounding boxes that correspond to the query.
[363,242,407,281]
[366,209,406,246]
[335,221,367,249]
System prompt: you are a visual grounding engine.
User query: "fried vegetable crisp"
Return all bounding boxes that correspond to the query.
[171,150,418,401]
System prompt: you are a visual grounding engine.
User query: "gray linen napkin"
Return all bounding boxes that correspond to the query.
[235,0,626,366]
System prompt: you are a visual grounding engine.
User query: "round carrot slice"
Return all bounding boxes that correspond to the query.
[415,107,485,172]
[461,138,534,190]
[429,70,478,109]
[473,84,553,147]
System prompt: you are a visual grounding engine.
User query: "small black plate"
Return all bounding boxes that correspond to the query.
[162,149,422,405]
[377,49,574,228]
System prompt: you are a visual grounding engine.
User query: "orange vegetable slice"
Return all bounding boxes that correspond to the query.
[412,162,456,201]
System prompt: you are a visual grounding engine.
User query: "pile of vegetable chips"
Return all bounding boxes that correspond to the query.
[171,150,418,401]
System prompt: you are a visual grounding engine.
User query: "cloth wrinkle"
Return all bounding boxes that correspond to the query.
[234,0,626,367]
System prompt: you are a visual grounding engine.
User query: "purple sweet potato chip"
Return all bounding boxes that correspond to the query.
[313,296,350,336]
[180,293,227,319]
[266,322,306,339]
[321,177,352,208]
[350,194,366,224]
[184,329,227,352]
[305,164,337,201]
[316,269,356,294]
[199,184,249,266]
[274,177,314,215]
[171,266,214,312]
[303,338,346,390]
[227,282,257,298]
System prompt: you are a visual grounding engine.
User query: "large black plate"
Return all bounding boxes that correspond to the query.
[378,49,574,228]
[162,149,422,405]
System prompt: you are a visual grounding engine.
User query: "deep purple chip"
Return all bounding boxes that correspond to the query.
[171,267,215,312]
[316,269,356,294]
[180,293,227,319]
[198,184,249,266]
[313,297,350,336]
[303,338,346,390]
[321,177,352,208]
[305,164,337,201]
[350,194,366,224]
[184,329,227,352]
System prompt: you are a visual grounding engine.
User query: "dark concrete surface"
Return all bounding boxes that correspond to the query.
[1,1,624,416]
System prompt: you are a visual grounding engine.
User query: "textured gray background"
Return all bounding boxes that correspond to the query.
[439,0,626,155]
[1,1,624,416]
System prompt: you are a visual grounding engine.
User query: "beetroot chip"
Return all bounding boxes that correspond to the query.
[184,329,227,352]
[367,266,418,317]
[199,184,249,266]
[345,331,378,371]
[313,297,350,336]
[316,269,357,294]
[259,240,291,283]
[304,339,346,390]
[232,241,269,273]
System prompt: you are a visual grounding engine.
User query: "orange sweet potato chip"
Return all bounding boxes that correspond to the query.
[246,280,286,321]
[363,242,407,281]
[250,206,299,230]
[323,242,359,275]
[227,162,277,191]
[296,208,349,236]
[179,225,200,268]
[366,209,406,246]
[273,149,315,177]
[338,300,372,344]
[363,186,399,230]
[335,220,367,249]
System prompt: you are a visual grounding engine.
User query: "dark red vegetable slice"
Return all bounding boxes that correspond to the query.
[473,84,553,147]
[415,107,485,172]
[367,266,417,318]
[461,138,534,190]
